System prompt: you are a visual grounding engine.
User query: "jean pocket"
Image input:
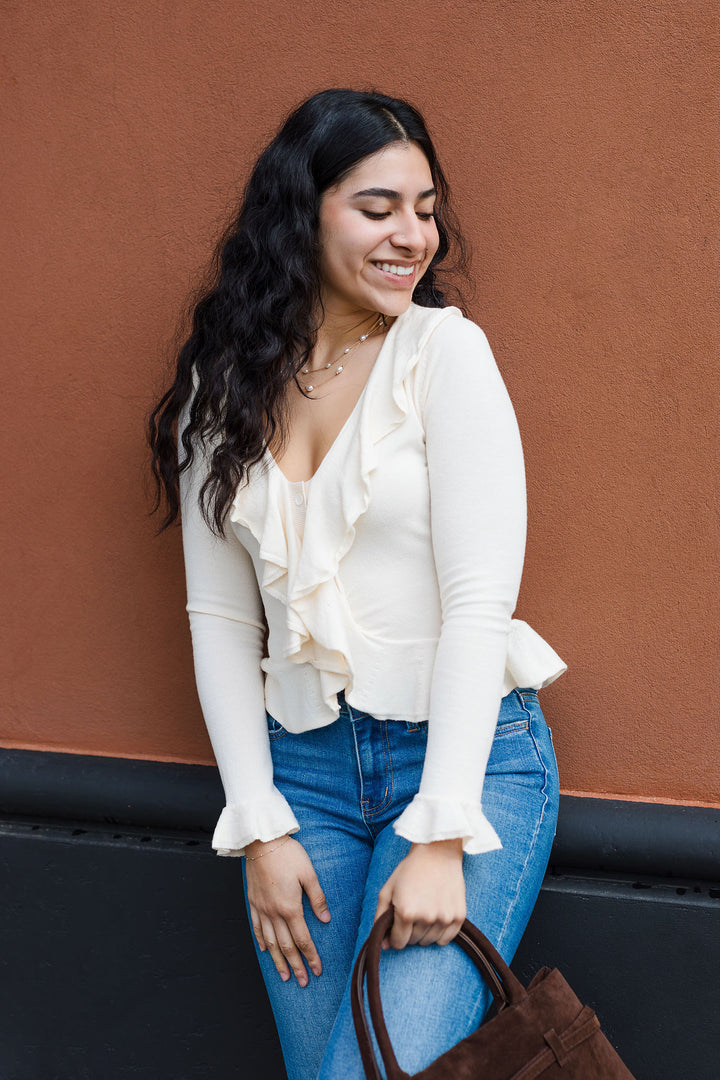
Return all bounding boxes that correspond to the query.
[494,688,535,737]
[493,717,531,738]
[266,712,287,741]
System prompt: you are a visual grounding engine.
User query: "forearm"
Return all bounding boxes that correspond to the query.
[179,412,298,851]
[189,609,299,851]
[395,317,526,851]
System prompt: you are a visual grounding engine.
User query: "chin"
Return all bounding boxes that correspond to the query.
[374,291,416,317]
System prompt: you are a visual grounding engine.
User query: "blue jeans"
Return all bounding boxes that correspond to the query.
[242,688,559,1080]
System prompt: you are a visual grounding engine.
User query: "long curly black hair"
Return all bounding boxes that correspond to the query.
[148,88,468,533]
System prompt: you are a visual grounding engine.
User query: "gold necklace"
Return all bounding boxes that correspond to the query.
[299,314,386,393]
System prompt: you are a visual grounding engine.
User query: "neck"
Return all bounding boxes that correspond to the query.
[314,307,381,355]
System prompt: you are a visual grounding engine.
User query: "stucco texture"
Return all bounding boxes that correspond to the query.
[2,1,718,804]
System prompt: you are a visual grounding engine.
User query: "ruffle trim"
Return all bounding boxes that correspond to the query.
[228,304,463,719]
[211,792,300,858]
[393,794,504,855]
[503,619,567,695]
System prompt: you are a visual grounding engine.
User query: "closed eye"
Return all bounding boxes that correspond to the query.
[361,211,435,221]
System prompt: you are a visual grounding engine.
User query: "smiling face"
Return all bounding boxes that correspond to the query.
[317,141,440,320]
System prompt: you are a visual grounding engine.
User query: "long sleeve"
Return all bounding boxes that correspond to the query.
[393,317,527,854]
[179,417,300,855]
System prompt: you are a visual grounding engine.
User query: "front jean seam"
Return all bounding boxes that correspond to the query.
[350,723,374,841]
[362,721,394,819]
[351,720,394,837]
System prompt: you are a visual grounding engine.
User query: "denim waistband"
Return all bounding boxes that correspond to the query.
[336,689,427,732]
[336,686,539,726]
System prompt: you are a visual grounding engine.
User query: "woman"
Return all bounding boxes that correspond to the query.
[149,88,566,1080]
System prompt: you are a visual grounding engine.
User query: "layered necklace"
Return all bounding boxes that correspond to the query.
[299,312,387,395]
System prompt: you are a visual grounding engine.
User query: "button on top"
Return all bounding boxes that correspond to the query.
[294,493,304,506]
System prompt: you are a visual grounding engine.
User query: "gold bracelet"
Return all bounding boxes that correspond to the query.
[245,835,291,861]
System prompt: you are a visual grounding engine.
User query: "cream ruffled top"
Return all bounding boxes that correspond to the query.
[180,303,566,856]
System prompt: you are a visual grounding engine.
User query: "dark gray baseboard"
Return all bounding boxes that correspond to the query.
[1,747,718,1079]
[2,745,719,880]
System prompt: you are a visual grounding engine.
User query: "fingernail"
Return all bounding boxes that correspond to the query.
[299,977,308,988]
[320,910,331,922]
[280,971,290,981]
[311,963,322,976]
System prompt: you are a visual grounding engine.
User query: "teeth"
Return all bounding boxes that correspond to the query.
[377,262,414,277]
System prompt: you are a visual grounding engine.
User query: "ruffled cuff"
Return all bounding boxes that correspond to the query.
[393,794,503,855]
[211,789,300,857]
[503,619,567,695]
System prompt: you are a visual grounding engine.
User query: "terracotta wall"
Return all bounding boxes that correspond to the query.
[3,1,718,805]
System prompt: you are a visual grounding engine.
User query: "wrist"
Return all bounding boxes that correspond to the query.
[245,833,291,860]
[410,837,464,859]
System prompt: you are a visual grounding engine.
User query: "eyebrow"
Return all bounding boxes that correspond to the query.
[351,187,437,200]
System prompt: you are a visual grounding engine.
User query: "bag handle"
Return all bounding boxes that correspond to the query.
[351,906,529,1080]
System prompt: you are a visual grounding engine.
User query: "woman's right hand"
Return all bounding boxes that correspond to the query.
[245,834,331,987]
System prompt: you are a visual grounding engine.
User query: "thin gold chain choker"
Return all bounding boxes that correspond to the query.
[299,314,386,394]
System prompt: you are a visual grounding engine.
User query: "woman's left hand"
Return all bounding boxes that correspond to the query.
[374,838,466,949]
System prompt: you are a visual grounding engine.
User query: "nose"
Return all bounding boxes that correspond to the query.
[390,211,427,253]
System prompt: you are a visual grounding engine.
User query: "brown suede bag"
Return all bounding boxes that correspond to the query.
[351,907,636,1079]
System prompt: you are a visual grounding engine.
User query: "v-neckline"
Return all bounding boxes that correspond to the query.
[266,310,402,485]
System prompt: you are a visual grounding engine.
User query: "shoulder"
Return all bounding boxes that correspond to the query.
[424,307,492,357]
[397,302,493,358]
[394,301,463,343]
[400,305,499,399]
